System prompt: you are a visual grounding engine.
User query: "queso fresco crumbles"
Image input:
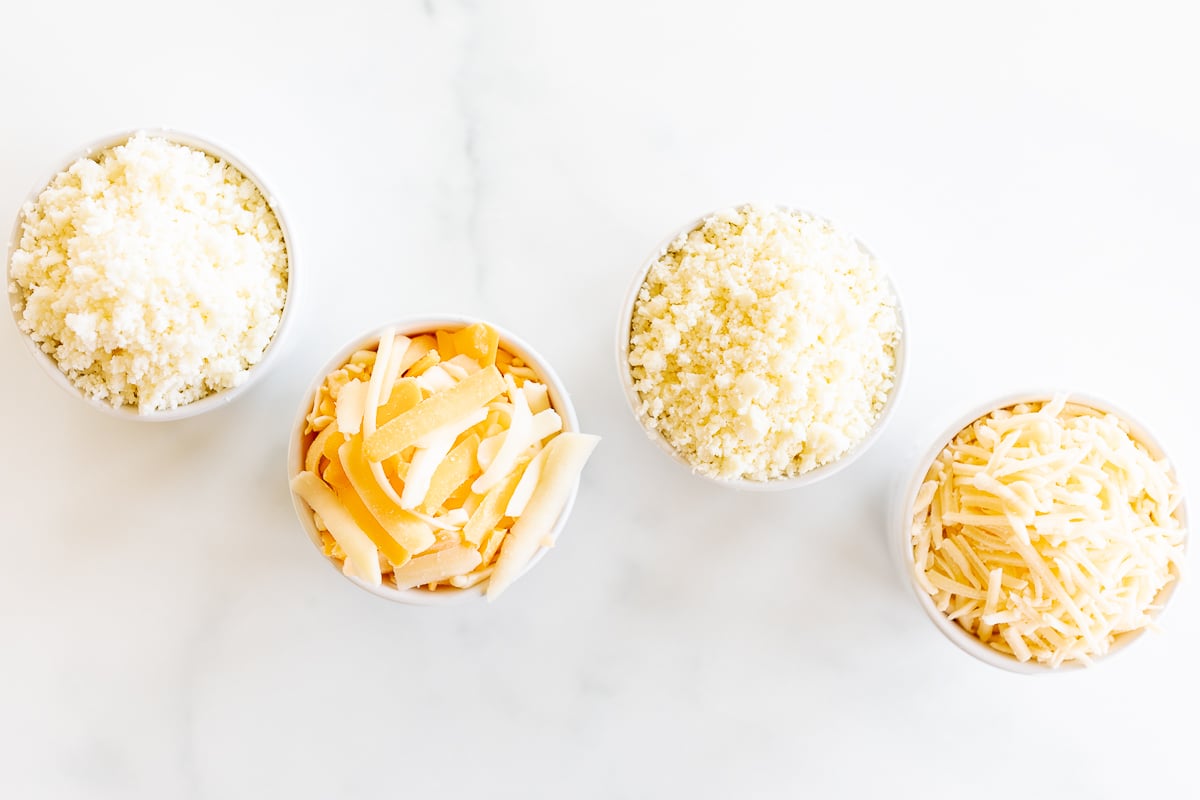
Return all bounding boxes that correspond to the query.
[627,205,900,482]
[8,133,288,413]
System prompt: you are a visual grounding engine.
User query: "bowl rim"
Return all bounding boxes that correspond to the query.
[614,202,907,491]
[5,126,297,422]
[287,315,583,606]
[892,389,1190,674]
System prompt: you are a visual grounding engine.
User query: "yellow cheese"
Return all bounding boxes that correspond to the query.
[436,329,457,359]
[325,460,411,568]
[453,323,500,368]
[478,526,507,565]
[364,366,505,462]
[339,435,436,555]
[397,334,436,374]
[462,464,525,547]
[306,423,340,474]
[291,471,382,586]
[405,349,441,378]
[378,378,422,426]
[421,433,480,513]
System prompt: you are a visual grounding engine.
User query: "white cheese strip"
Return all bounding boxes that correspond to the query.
[440,361,470,381]
[523,382,550,414]
[505,442,550,517]
[378,334,409,405]
[400,407,487,511]
[446,354,482,375]
[291,471,381,587]
[417,365,458,393]
[335,379,369,437]
[353,334,408,508]
[396,337,432,374]
[405,507,464,531]
[413,407,488,450]
[476,432,504,472]
[449,566,493,589]
[487,433,600,600]
[392,546,482,590]
[363,327,396,438]
[528,408,563,442]
[473,377,533,494]
[401,430,458,510]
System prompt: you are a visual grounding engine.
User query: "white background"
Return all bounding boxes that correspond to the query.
[2,1,1198,797]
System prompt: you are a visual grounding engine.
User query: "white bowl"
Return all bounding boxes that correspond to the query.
[5,127,297,421]
[892,390,1189,673]
[288,316,582,605]
[615,204,907,490]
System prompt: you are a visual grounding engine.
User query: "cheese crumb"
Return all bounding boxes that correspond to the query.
[9,134,288,413]
[627,205,899,481]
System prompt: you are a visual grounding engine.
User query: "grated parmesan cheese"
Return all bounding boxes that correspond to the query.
[627,205,899,481]
[9,134,288,413]
[911,396,1186,667]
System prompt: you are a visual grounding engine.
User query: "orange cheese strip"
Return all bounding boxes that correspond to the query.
[453,323,500,368]
[325,462,412,568]
[365,366,505,462]
[378,378,422,426]
[321,427,345,463]
[323,454,347,486]
[435,329,457,359]
[305,423,339,474]
[462,462,525,547]
[421,433,481,514]
[405,349,441,378]
[339,436,435,555]
[392,545,482,590]
[291,471,381,586]
[479,526,508,565]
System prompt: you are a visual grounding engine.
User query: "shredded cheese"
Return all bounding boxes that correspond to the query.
[911,396,1185,667]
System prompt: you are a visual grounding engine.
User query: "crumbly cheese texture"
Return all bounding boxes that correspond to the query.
[911,397,1186,667]
[9,134,288,412]
[627,205,899,481]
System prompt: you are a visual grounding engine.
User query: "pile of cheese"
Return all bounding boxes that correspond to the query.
[627,205,899,481]
[911,396,1185,667]
[9,133,288,413]
[292,323,598,600]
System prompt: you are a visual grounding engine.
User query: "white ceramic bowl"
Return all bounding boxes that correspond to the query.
[892,390,1189,673]
[616,204,907,490]
[5,127,297,421]
[288,316,582,605]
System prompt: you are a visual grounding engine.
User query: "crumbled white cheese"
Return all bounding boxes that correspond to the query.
[9,133,288,413]
[911,397,1186,667]
[627,205,899,481]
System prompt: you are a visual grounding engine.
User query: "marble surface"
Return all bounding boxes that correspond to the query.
[3,1,1198,797]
